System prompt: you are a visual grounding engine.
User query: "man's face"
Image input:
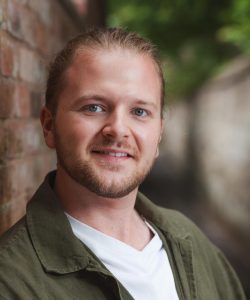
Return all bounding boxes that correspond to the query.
[46,48,163,198]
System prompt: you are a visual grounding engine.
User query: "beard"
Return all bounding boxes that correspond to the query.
[54,132,155,198]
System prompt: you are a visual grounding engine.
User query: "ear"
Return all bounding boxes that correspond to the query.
[40,106,55,149]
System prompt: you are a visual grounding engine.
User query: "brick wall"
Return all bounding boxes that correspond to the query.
[0,0,83,235]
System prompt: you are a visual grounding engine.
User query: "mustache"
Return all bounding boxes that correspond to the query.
[89,138,138,157]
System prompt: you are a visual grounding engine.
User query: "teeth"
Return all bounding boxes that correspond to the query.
[99,151,128,157]
[110,152,127,157]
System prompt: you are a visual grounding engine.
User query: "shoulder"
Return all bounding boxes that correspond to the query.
[0,217,41,296]
[137,192,206,240]
[155,205,207,241]
[0,216,35,272]
[0,217,29,259]
[155,206,246,299]
[137,193,246,299]
[150,204,222,260]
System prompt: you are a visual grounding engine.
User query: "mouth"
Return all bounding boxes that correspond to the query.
[91,149,133,158]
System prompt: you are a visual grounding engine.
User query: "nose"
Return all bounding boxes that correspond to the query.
[101,109,130,140]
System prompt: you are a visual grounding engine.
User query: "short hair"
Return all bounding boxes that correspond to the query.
[45,27,165,117]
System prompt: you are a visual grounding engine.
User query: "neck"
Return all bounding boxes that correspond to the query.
[54,166,152,250]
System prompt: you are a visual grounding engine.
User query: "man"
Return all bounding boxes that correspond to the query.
[0,28,246,299]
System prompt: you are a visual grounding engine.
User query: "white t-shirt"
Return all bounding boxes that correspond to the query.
[66,213,179,300]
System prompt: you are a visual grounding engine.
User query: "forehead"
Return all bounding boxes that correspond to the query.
[76,46,156,68]
[60,47,162,108]
[72,47,160,80]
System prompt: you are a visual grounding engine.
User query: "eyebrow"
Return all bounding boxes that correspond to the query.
[74,95,106,104]
[133,99,157,109]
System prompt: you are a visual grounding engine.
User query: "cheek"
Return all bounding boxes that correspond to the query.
[55,115,97,143]
[134,123,161,152]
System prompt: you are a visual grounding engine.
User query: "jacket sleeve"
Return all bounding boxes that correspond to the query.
[213,247,246,300]
[162,208,247,300]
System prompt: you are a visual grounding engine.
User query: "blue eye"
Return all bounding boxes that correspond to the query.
[133,108,147,117]
[85,104,104,113]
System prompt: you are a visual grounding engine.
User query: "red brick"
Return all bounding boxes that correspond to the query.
[0,151,56,234]
[0,2,4,28]
[1,153,54,199]
[1,158,33,201]
[30,90,43,117]
[0,0,8,31]
[33,19,48,54]
[28,0,52,27]
[0,197,26,235]
[0,0,81,235]
[18,0,29,4]
[0,78,30,118]
[18,46,46,83]
[0,153,55,233]
[0,165,4,201]
[49,2,76,50]
[5,119,45,158]
[0,32,19,77]
[23,151,56,198]
[6,0,39,49]
[0,35,14,77]
[14,83,31,118]
[6,0,52,52]
[20,8,36,48]
[0,78,15,118]
[6,0,23,39]
[31,151,56,183]
[0,121,6,161]
[18,46,34,82]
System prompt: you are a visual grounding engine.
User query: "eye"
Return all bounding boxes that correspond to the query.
[84,104,104,113]
[132,108,148,117]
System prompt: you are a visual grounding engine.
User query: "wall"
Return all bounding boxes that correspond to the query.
[0,0,82,235]
[141,56,250,296]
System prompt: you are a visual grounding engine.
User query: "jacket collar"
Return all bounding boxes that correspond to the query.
[135,193,197,300]
[26,170,193,287]
[26,171,90,274]
[136,192,193,240]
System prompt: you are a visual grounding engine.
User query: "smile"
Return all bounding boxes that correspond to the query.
[97,151,128,157]
[91,149,133,158]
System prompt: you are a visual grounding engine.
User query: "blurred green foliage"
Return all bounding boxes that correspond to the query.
[218,0,250,54]
[107,0,250,100]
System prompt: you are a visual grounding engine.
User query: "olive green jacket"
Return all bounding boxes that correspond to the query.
[0,172,246,299]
